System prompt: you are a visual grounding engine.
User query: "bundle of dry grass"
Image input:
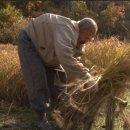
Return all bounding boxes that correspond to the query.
[0,44,27,104]
[57,38,130,130]
[122,110,130,129]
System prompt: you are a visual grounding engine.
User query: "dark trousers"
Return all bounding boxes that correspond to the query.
[17,30,66,112]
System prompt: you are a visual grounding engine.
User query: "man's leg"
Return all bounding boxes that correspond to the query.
[46,66,67,103]
[45,67,56,102]
[17,30,52,130]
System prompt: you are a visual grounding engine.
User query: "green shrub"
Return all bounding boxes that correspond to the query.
[0,3,29,43]
[99,10,118,35]
[97,2,125,38]
[0,3,23,27]
[0,18,29,43]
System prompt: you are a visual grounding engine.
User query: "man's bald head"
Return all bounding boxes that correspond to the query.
[76,18,98,48]
[79,18,98,33]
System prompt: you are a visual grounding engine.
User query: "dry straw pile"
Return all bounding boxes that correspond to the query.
[57,38,130,130]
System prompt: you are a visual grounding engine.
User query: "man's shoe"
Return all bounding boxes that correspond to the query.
[34,111,53,130]
[36,120,53,130]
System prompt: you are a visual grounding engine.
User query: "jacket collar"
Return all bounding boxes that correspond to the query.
[71,20,79,47]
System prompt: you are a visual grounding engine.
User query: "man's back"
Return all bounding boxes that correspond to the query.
[24,13,79,66]
[24,13,76,44]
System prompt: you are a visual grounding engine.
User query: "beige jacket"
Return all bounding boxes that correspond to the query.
[24,13,89,80]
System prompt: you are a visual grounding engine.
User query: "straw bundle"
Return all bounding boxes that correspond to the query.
[57,38,130,130]
[122,110,130,129]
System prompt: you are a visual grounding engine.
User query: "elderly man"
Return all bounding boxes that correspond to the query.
[17,13,98,130]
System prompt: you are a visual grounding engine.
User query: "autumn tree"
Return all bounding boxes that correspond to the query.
[98,2,125,38]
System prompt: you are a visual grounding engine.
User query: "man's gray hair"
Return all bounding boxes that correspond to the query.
[79,18,98,32]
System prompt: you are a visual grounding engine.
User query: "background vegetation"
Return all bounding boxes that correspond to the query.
[0,0,130,43]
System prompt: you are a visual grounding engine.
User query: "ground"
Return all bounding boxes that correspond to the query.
[1,94,130,130]
[0,102,61,130]
[0,103,130,130]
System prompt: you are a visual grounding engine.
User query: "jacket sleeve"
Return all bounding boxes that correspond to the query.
[53,25,90,81]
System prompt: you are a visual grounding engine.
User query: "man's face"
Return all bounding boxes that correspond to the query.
[77,27,96,48]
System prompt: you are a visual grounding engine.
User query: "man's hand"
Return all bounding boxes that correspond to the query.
[80,77,101,92]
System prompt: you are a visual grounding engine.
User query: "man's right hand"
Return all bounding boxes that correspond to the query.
[80,76,101,92]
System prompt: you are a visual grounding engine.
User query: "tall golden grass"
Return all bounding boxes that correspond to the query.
[0,44,27,104]
[83,38,129,70]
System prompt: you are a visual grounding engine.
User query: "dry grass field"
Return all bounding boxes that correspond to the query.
[1,38,130,130]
